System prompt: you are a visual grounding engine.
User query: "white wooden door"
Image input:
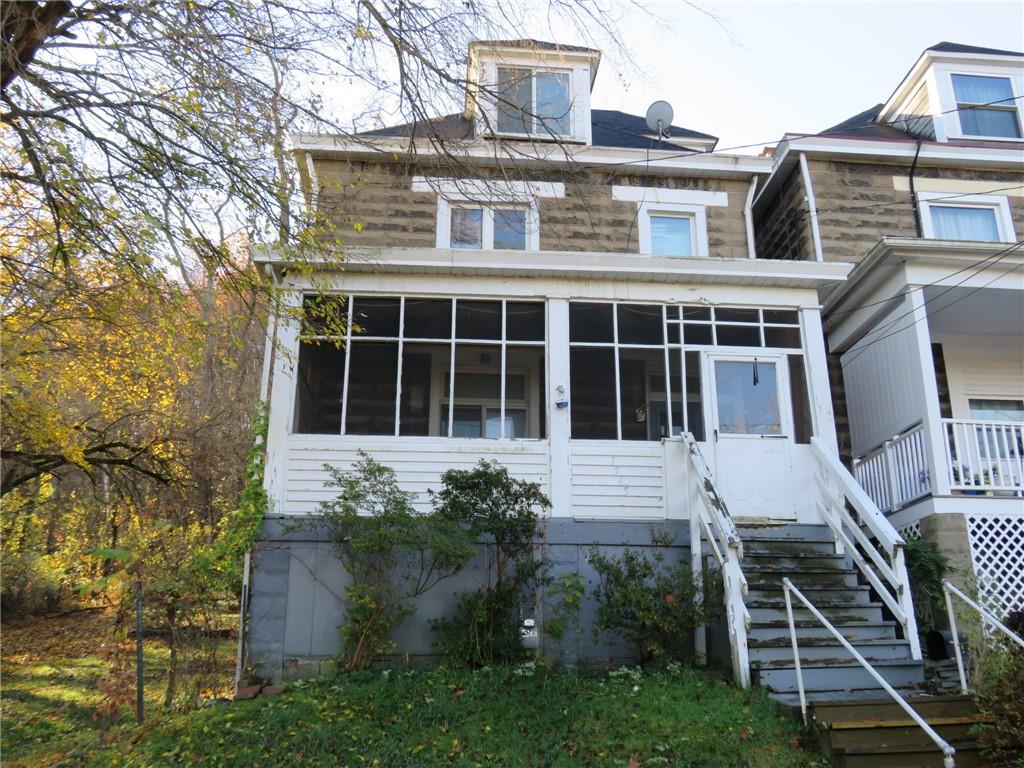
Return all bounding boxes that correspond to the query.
[707,354,795,520]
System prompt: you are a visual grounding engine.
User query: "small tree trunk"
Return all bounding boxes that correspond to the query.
[164,606,178,708]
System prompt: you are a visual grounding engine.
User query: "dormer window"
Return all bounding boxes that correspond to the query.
[951,74,1022,138]
[496,67,572,136]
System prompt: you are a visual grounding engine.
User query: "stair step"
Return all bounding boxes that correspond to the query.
[748,640,912,664]
[829,721,984,751]
[812,694,981,723]
[743,553,851,570]
[835,741,988,768]
[749,603,884,624]
[771,687,926,709]
[736,524,832,540]
[746,569,860,589]
[755,660,925,693]
[749,621,899,643]
[747,584,874,604]
[742,537,838,556]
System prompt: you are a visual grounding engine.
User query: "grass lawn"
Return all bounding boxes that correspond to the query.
[3,613,827,768]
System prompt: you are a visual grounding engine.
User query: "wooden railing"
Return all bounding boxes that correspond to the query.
[853,422,932,513]
[811,437,922,660]
[682,433,751,688]
[943,419,1024,493]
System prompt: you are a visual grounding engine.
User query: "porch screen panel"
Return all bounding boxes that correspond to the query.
[570,348,617,438]
[294,341,345,434]
[346,342,398,435]
[619,349,668,440]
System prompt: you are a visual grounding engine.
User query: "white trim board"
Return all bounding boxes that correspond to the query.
[611,186,728,207]
[412,177,565,199]
[893,176,1024,196]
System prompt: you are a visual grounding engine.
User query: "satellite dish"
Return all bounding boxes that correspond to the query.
[645,100,674,137]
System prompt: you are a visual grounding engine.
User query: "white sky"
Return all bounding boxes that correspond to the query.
[575,0,1024,153]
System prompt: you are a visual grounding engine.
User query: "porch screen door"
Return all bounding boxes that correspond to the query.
[708,355,795,520]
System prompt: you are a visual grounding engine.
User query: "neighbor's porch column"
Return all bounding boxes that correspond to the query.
[547,297,572,516]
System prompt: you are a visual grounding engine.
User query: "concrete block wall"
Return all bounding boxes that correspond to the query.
[246,516,719,682]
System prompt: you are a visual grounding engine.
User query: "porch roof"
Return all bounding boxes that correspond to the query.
[823,236,1024,350]
[253,245,852,289]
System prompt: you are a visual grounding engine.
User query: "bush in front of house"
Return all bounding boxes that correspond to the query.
[317,453,476,671]
[972,610,1024,766]
[430,460,551,667]
[589,529,722,665]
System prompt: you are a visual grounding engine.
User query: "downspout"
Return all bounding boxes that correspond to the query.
[908,139,924,237]
[799,152,824,262]
[234,262,281,695]
[743,175,759,259]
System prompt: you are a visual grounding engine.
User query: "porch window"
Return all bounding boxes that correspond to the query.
[568,302,805,441]
[951,74,1022,139]
[294,295,545,439]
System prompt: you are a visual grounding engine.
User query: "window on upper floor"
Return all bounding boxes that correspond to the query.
[951,74,1022,138]
[919,192,1016,243]
[439,198,537,251]
[496,66,572,136]
[649,213,696,257]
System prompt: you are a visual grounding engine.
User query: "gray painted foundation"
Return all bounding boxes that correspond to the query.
[246,516,727,682]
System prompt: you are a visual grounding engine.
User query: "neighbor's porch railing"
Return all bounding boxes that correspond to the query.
[853,422,932,514]
[682,433,751,688]
[812,437,922,660]
[943,419,1024,493]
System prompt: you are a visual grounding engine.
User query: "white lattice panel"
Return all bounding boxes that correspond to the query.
[966,514,1024,621]
[900,521,922,541]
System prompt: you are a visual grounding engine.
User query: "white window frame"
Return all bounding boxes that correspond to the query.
[639,205,706,258]
[436,197,539,251]
[612,187,728,259]
[931,64,1024,143]
[949,72,1023,140]
[918,192,1017,243]
[493,65,574,140]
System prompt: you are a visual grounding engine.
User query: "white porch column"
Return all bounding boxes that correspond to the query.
[264,287,302,515]
[800,306,838,449]
[906,288,952,496]
[547,298,572,516]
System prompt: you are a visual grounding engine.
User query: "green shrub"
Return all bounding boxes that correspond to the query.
[972,611,1024,766]
[316,453,475,670]
[589,530,722,665]
[430,460,550,667]
[903,536,952,632]
[0,550,63,618]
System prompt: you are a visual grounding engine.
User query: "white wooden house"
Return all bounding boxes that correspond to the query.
[248,39,931,700]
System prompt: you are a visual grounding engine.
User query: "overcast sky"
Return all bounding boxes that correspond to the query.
[577,1,1024,153]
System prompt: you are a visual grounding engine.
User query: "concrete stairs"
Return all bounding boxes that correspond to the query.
[809,694,994,767]
[738,523,926,699]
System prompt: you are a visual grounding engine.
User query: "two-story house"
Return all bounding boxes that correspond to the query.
[247,40,927,701]
[754,42,1024,629]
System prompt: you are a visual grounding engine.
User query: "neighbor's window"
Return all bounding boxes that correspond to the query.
[968,398,1024,422]
[294,296,546,439]
[496,66,572,136]
[927,205,1001,242]
[448,205,529,250]
[951,74,1022,138]
[649,214,695,257]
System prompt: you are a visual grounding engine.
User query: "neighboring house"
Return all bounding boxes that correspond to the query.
[250,39,1016,714]
[755,42,1024,627]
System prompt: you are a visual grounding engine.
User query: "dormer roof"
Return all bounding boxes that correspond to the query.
[926,41,1024,57]
[467,39,602,86]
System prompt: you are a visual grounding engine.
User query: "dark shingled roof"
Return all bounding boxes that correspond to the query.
[927,41,1024,57]
[820,104,913,140]
[469,39,600,55]
[359,108,717,150]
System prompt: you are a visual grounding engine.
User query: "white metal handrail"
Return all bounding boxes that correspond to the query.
[943,579,1024,695]
[943,419,1024,492]
[853,422,932,513]
[811,437,922,660]
[783,578,956,768]
[682,433,751,688]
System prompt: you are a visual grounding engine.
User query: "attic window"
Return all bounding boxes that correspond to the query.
[951,74,1022,138]
[496,67,571,136]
